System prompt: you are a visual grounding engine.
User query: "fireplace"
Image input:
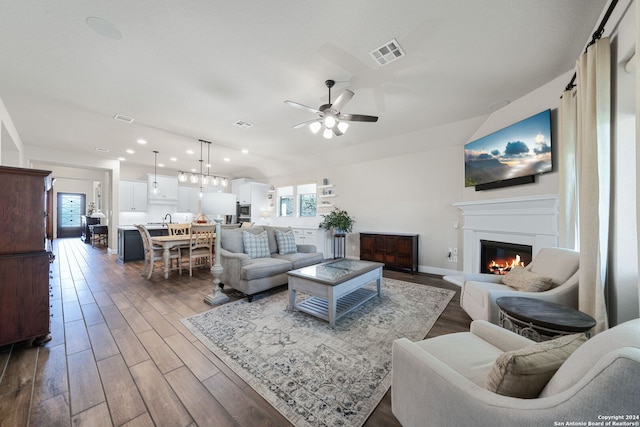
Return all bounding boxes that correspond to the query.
[480,240,532,274]
[453,195,559,274]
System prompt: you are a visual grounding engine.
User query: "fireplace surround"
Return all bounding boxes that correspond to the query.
[453,195,559,275]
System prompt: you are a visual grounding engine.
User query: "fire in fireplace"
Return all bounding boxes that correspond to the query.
[480,240,533,275]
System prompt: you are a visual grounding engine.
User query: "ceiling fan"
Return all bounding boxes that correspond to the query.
[285,79,378,139]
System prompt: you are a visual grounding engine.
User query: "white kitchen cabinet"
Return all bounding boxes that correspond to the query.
[177,186,200,213]
[293,228,317,245]
[148,174,178,203]
[120,181,148,211]
[236,182,268,222]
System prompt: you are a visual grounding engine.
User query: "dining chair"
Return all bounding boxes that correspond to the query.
[183,224,215,276]
[167,223,191,236]
[135,224,181,279]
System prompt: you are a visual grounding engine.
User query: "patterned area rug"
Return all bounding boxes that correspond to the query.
[181,278,455,427]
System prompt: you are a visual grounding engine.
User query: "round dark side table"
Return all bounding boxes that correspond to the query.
[496,296,596,342]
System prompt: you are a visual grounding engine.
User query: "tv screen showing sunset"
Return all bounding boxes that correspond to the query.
[464,109,552,187]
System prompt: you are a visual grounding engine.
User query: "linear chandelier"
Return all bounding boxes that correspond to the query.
[177,140,227,187]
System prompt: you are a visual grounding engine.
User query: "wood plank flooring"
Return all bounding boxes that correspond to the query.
[0,238,471,427]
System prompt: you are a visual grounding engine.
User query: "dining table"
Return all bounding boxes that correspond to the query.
[150,233,216,279]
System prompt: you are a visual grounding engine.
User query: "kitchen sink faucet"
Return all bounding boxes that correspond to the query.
[163,213,172,225]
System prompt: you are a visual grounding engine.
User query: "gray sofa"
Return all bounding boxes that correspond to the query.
[219,225,324,301]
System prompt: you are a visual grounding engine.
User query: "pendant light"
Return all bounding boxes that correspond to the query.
[198,140,204,198]
[152,150,159,194]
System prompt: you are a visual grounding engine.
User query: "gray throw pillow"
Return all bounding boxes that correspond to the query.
[275,229,297,255]
[242,230,271,259]
[485,333,587,398]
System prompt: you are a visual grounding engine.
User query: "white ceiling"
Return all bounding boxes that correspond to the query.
[0,0,607,180]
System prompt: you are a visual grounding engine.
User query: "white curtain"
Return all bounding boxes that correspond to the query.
[636,0,640,325]
[558,38,610,334]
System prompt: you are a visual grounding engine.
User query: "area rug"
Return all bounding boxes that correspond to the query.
[181,278,455,427]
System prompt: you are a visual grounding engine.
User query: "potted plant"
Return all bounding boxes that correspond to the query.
[319,207,355,234]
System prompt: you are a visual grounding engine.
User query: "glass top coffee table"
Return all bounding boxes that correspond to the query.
[287,259,384,328]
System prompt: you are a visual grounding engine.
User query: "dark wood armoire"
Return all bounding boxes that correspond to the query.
[0,165,53,346]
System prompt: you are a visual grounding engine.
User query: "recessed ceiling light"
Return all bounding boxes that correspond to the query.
[190,168,197,173]
[86,17,123,40]
[241,149,249,154]
[186,150,194,155]
[170,157,177,162]
[118,157,126,161]
[137,139,147,145]
[158,163,165,168]
[126,149,135,154]
[224,158,230,162]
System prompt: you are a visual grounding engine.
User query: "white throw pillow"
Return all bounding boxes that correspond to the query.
[502,266,553,292]
[485,333,587,398]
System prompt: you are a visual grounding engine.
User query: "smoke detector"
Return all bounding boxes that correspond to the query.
[370,38,405,67]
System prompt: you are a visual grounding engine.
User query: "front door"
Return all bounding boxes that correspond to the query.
[57,193,85,238]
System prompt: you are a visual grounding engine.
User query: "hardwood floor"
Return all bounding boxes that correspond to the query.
[0,238,471,427]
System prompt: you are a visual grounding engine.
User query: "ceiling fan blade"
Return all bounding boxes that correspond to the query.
[330,89,354,112]
[332,126,343,137]
[292,119,321,129]
[284,100,321,115]
[339,113,378,123]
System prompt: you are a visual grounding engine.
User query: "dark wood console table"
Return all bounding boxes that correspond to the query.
[359,232,418,272]
[496,296,596,342]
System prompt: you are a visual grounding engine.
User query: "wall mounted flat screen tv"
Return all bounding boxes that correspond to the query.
[464,109,552,188]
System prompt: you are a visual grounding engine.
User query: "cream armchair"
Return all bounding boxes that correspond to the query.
[391,319,640,427]
[461,247,579,324]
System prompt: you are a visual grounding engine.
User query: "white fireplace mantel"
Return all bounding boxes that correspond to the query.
[454,194,559,273]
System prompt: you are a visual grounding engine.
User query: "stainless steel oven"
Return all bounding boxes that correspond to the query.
[238,204,251,222]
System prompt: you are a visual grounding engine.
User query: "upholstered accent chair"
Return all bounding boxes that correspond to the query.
[461,247,580,324]
[391,318,640,427]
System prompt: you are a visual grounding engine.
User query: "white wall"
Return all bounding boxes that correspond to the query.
[30,163,112,239]
[269,73,569,274]
[26,146,121,249]
[0,98,25,167]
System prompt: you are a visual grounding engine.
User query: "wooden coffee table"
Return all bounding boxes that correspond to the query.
[496,296,596,342]
[287,259,384,328]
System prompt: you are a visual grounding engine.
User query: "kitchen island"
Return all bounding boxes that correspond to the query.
[117,224,168,263]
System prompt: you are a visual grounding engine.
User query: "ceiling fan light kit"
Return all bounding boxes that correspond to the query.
[285,79,378,139]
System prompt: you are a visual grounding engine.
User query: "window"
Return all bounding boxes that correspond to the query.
[297,183,317,217]
[276,183,317,217]
[277,186,294,217]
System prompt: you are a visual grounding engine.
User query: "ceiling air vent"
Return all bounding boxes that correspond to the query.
[113,113,134,124]
[369,38,405,67]
[95,147,109,153]
[233,120,253,129]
